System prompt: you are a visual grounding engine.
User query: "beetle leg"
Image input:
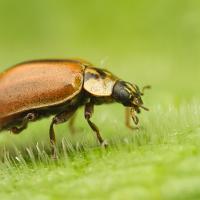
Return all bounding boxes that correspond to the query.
[84,102,108,147]
[141,85,151,95]
[125,108,139,130]
[125,107,132,129]
[10,112,37,134]
[49,107,77,159]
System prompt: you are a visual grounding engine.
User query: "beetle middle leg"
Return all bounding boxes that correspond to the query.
[84,102,108,147]
[10,112,37,134]
[49,107,77,159]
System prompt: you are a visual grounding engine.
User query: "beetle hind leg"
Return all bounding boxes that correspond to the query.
[84,102,108,148]
[49,107,77,159]
[10,112,37,134]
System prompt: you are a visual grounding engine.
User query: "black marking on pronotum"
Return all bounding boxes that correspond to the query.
[84,68,109,82]
[92,68,108,79]
[84,72,99,82]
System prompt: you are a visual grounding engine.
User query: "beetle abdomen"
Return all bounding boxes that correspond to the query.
[0,60,85,121]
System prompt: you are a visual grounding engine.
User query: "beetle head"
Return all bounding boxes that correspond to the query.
[112,80,149,113]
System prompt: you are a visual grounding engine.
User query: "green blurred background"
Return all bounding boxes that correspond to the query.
[1,0,200,101]
[1,1,200,199]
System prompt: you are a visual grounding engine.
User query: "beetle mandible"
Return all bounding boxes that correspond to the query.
[0,59,149,158]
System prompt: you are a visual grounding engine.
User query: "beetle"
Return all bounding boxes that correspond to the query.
[0,59,149,158]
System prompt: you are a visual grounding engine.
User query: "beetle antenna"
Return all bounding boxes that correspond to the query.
[139,105,149,111]
[141,85,151,95]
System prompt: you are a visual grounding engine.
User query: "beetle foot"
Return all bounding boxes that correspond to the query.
[101,140,109,148]
[127,125,140,131]
[9,127,21,134]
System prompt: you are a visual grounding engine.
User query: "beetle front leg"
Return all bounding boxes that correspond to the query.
[49,108,77,159]
[84,103,108,147]
[10,112,37,134]
[125,108,139,130]
[125,107,134,130]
